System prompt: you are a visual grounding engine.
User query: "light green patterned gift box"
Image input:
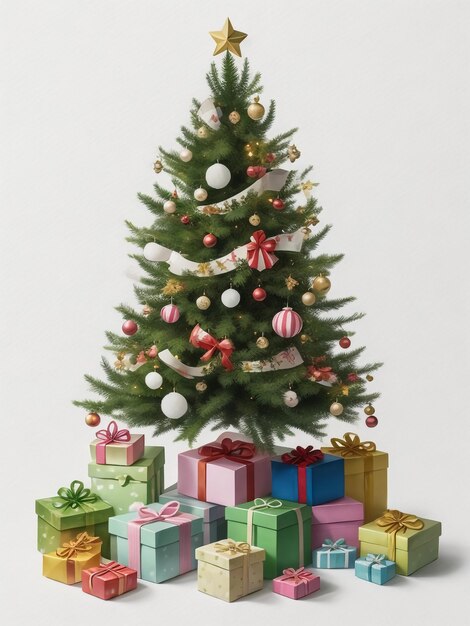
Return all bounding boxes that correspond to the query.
[88,446,165,515]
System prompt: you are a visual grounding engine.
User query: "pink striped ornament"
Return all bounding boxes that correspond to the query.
[160,303,180,324]
[272,307,303,338]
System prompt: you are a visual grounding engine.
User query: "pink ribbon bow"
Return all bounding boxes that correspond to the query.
[127,502,193,578]
[95,420,131,464]
[246,230,278,271]
[190,324,234,371]
[280,567,314,584]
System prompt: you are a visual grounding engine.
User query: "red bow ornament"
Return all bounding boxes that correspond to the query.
[190,324,234,371]
[246,230,278,271]
[306,365,337,383]
[281,445,324,467]
[95,420,131,464]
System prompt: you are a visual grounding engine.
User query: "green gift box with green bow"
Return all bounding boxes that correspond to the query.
[35,480,114,558]
[88,446,165,515]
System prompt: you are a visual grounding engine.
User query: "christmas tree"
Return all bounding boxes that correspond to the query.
[76,20,381,449]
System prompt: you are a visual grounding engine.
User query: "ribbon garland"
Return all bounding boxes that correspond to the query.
[53,480,98,511]
[317,538,352,568]
[214,539,252,596]
[197,438,256,502]
[88,561,129,595]
[246,230,278,270]
[127,502,193,577]
[95,421,131,465]
[190,324,234,371]
[280,566,315,589]
[327,432,377,457]
[376,510,424,561]
[281,446,324,504]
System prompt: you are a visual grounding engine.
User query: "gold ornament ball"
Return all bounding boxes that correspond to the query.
[256,336,269,349]
[300,334,310,344]
[301,291,316,306]
[249,213,261,226]
[197,126,209,138]
[196,295,211,310]
[312,274,331,295]
[329,401,344,417]
[247,96,265,121]
[196,382,207,392]
[229,111,241,124]
[153,159,163,174]
[364,404,375,416]
[85,412,101,427]
[366,374,374,382]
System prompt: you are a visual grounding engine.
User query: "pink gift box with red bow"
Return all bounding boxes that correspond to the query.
[89,421,145,466]
[272,567,320,599]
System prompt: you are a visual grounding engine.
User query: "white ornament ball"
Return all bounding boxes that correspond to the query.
[160,303,180,323]
[329,401,344,416]
[194,187,208,202]
[272,307,303,338]
[145,371,163,390]
[283,390,299,407]
[161,391,188,419]
[163,200,177,214]
[143,242,168,262]
[205,163,231,189]
[179,148,193,162]
[221,288,241,308]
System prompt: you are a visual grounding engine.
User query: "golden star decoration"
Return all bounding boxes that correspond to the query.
[209,18,247,57]
[300,180,319,193]
[196,262,214,276]
[285,275,299,290]
[161,279,185,296]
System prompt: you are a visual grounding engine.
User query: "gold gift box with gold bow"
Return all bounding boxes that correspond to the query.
[321,432,388,522]
[42,532,102,584]
[195,539,265,602]
[359,510,441,575]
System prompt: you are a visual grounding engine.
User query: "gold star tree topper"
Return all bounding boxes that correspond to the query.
[209,18,247,57]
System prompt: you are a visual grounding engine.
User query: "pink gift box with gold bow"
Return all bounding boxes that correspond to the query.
[90,421,144,466]
[272,567,320,599]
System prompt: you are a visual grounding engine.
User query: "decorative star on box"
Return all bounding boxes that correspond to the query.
[209,18,247,57]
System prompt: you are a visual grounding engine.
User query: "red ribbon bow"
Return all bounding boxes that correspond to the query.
[306,365,335,382]
[190,324,234,371]
[246,230,278,271]
[96,420,131,445]
[281,445,324,467]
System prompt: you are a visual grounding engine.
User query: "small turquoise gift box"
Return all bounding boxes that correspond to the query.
[312,538,356,568]
[355,553,396,584]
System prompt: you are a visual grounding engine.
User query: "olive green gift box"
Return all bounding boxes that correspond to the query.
[225,498,312,580]
[35,480,114,558]
[88,446,165,515]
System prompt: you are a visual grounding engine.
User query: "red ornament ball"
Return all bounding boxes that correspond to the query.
[122,320,138,336]
[85,412,101,427]
[203,233,218,248]
[339,336,351,349]
[365,415,378,428]
[246,165,267,179]
[180,215,190,225]
[160,303,180,324]
[252,287,267,301]
[272,198,285,211]
[272,306,303,338]
[265,152,275,163]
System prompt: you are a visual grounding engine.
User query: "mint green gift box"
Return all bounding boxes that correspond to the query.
[35,480,114,558]
[88,446,165,515]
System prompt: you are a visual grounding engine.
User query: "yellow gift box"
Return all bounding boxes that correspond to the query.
[322,432,388,522]
[195,539,265,602]
[42,532,102,584]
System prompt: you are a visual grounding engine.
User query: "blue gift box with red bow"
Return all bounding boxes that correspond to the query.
[271,446,344,506]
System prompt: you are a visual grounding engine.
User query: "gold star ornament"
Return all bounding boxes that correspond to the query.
[210,19,247,57]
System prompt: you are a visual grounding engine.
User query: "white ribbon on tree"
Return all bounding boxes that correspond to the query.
[158,346,304,379]
[197,169,289,214]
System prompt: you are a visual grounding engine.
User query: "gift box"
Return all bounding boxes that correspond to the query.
[321,432,388,522]
[313,538,356,568]
[271,446,344,506]
[88,446,165,515]
[225,498,312,580]
[90,420,145,466]
[42,531,101,584]
[178,432,271,507]
[272,567,320,600]
[355,553,396,584]
[82,561,137,599]
[109,501,203,583]
[195,539,265,602]
[36,480,114,558]
[359,509,441,575]
[312,496,364,550]
[160,485,226,544]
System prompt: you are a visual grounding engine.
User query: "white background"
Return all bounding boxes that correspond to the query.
[1,0,469,623]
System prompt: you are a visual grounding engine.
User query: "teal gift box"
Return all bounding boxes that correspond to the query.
[160,486,226,545]
[109,501,203,583]
[312,538,356,568]
[355,553,396,584]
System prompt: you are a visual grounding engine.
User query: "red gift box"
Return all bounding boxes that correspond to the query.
[82,561,137,600]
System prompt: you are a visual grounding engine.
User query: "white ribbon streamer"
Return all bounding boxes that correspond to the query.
[197,169,289,214]
[159,349,207,379]
[197,98,222,130]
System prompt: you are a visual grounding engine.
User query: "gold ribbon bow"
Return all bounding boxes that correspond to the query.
[376,510,424,561]
[55,531,101,559]
[328,432,376,457]
[215,539,252,596]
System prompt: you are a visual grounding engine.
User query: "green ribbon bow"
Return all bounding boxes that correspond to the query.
[53,480,98,510]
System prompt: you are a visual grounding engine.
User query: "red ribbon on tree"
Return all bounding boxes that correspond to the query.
[306,365,337,383]
[197,437,257,502]
[246,230,278,271]
[281,445,324,504]
[190,324,234,371]
[95,420,131,464]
